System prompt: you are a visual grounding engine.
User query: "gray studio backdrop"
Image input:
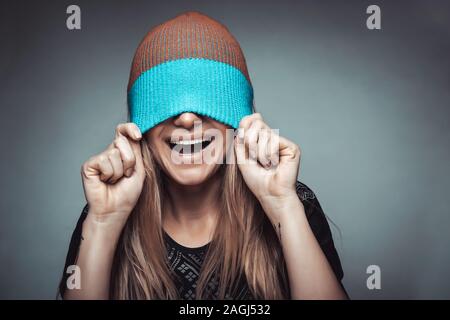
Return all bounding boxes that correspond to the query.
[1,0,449,299]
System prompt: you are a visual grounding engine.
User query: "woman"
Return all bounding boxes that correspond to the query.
[60,11,347,300]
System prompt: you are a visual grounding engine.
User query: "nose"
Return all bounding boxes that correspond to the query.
[172,112,202,130]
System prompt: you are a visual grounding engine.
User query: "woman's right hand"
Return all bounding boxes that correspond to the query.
[81,123,146,225]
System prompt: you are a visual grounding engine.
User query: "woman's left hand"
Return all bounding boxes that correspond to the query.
[235,113,301,220]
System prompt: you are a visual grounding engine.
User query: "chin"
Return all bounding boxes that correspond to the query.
[165,164,220,186]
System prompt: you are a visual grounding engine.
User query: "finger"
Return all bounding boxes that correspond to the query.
[130,139,144,177]
[257,129,271,168]
[107,148,124,183]
[279,136,300,160]
[89,153,114,182]
[245,120,264,160]
[268,131,280,167]
[116,123,144,177]
[238,112,263,130]
[114,135,136,177]
[115,123,142,141]
[234,132,247,166]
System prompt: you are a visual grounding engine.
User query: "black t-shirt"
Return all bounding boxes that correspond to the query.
[59,181,345,299]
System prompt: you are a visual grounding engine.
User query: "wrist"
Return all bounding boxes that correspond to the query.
[87,207,130,226]
[83,210,128,242]
[258,190,303,223]
[258,189,298,210]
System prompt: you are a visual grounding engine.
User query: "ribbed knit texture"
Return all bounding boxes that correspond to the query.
[127,11,253,134]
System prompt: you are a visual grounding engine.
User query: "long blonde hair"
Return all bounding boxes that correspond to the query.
[110,138,289,299]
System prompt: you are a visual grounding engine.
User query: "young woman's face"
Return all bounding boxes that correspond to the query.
[145,112,231,186]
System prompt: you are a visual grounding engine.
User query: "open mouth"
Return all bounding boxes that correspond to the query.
[167,136,215,155]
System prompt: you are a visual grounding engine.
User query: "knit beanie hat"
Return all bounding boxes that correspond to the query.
[127,11,254,135]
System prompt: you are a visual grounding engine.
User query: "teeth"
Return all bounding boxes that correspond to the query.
[171,138,209,145]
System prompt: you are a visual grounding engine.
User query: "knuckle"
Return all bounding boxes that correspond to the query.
[239,115,251,127]
[109,148,120,157]
[260,128,269,139]
[103,166,113,175]
[127,122,138,134]
[254,118,264,126]
[247,130,258,142]
[112,169,121,178]
[122,159,134,170]
[98,154,108,163]
[116,135,130,148]
[121,151,134,162]
[113,136,121,146]
[125,154,136,166]
[129,122,139,131]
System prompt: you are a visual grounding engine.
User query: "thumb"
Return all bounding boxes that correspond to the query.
[234,131,247,167]
[129,139,145,176]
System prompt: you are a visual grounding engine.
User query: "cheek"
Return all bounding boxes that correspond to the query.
[224,133,234,156]
[145,134,167,166]
[219,128,235,162]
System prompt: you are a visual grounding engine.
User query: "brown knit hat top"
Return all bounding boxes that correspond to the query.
[127,11,253,133]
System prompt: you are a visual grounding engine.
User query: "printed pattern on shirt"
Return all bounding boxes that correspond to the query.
[164,234,254,300]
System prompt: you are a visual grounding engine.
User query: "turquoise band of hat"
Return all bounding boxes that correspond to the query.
[128,58,253,134]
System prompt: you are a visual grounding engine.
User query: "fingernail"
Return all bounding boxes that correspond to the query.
[125,168,133,177]
[249,150,256,159]
[135,129,142,139]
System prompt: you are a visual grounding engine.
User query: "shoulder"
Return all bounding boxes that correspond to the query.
[295,180,324,220]
[295,181,317,202]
